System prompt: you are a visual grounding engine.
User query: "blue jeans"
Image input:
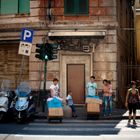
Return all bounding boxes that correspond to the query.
[103,96,112,116]
[69,105,76,113]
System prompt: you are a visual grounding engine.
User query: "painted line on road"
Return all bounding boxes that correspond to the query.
[1,134,140,140]
[23,127,140,132]
[28,122,128,127]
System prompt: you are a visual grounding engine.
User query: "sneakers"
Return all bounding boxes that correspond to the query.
[127,119,131,126]
[133,120,137,125]
[72,114,78,118]
[127,119,137,126]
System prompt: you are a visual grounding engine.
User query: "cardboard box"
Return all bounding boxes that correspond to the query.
[86,97,102,104]
[48,108,63,117]
[87,103,100,113]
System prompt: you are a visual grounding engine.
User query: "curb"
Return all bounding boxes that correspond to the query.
[34,114,140,120]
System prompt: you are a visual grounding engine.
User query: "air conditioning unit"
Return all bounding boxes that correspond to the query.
[83,45,90,52]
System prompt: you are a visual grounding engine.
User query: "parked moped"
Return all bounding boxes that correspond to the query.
[0,80,14,121]
[0,91,9,121]
[14,82,35,123]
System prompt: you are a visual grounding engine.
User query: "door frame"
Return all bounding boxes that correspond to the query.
[60,51,92,101]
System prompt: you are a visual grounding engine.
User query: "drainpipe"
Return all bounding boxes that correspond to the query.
[91,43,96,76]
[47,0,52,20]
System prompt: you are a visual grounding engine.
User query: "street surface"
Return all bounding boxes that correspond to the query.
[0,119,140,140]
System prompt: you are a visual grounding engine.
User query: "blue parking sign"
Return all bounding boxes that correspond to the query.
[21,28,34,43]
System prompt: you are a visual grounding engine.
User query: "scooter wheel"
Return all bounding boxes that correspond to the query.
[48,118,51,123]
[59,118,62,123]
[17,118,22,123]
[0,114,4,121]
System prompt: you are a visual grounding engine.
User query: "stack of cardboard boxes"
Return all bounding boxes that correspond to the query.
[47,97,63,118]
[86,96,102,114]
[48,108,63,117]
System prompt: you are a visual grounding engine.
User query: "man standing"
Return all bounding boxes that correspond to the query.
[86,76,98,96]
[50,78,60,97]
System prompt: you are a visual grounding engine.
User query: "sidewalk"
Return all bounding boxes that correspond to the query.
[34,107,140,120]
[100,109,140,120]
[76,106,140,120]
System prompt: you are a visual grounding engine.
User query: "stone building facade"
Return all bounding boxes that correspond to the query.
[0,0,135,107]
[135,0,140,79]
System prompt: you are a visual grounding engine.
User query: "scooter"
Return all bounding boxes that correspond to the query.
[0,80,15,122]
[0,91,9,121]
[14,82,35,123]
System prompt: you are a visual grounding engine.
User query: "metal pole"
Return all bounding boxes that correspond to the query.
[44,60,47,92]
[18,55,25,84]
[43,60,47,112]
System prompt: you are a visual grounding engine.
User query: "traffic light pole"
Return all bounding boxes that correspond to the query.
[42,59,47,112]
[44,60,47,92]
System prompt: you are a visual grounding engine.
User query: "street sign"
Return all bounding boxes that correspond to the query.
[19,28,34,56]
[21,28,34,43]
[18,41,32,56]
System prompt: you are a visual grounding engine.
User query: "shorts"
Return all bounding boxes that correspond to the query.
[128,103,137,114]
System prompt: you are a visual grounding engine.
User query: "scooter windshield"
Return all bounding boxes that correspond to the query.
[15,82,31,97]
[18,92,29,97]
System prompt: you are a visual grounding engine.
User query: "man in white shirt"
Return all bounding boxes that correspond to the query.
[50,78,60,97]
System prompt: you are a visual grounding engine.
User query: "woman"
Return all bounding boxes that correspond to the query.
[125,81,140,125]
[108,80,113,116]
[102,79,110,116]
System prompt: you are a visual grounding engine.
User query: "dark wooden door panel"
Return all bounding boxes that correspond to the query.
[67,64,85,104]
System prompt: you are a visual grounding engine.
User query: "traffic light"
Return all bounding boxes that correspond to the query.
[35,43,58,61]
[45,43,58,60]
[35,43,45,60]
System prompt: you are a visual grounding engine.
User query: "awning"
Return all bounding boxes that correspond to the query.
[48,30,106,37]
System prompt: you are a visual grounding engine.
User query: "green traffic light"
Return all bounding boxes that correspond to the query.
[45,55,48,60]
[35,43,59,61]
[44,43,58,60]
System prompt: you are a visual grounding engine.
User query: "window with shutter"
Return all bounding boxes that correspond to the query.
[19,0,30,14]
[64,0,89,15]
[78,0,89,14]
[0,0,18,14]
[0,0,30,15]
[64,0,75,15]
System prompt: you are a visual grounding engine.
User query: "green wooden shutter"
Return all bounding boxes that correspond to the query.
[78,0,89,15]
[0,0,18,14]
[19,0,30,14]
[64,0,76,15]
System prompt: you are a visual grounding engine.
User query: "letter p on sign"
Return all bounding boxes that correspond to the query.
[21,28,34,44]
